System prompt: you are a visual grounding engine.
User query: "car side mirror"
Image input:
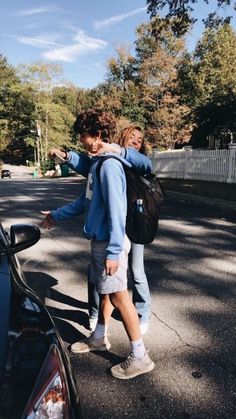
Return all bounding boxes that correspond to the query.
[9,224,40,254]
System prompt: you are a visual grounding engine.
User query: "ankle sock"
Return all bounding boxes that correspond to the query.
[93,323,108,340]
[130,338,146,360]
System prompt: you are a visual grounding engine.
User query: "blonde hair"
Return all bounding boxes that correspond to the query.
[114,125,147,154]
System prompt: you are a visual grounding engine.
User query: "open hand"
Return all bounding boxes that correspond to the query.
[40,211,56,230]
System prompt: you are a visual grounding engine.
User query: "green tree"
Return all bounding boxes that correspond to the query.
[193,25,236,105]
[0,55,18,151]
[0,54,35,162]
[88,47,145,125]
[146,0,234,36]
[17,62,63,162]
[17,62,80,163]
[106,46,137,91]
[135,18,193,148]
[105,47,145,123]
[191,92,236,147]
[52,85,79,115]
[178,25,236,146]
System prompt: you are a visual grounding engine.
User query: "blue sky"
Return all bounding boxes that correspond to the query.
[0,0,235,89]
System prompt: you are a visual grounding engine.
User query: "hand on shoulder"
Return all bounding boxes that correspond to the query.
[89,142,121,156]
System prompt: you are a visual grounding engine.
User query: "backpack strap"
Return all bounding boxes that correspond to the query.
[96,155,128,178]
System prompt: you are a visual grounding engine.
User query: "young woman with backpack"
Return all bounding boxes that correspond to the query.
[90,125,151,335]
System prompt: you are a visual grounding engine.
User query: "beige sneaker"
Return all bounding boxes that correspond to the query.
[110,352,154,380]
[70,335,111,354]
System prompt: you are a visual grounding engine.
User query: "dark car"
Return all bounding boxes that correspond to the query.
[0,223,81,418]
[1,170,11,178]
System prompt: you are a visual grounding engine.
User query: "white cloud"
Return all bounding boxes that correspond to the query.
[15,6,74,17]
[16,7,56,16]
[15,35,63,48]
[94,7,147,29]
[42,30,108,62]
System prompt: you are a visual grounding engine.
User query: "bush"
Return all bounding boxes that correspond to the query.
[40,159,55,175]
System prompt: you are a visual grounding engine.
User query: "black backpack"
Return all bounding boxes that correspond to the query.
[96,156,165,244]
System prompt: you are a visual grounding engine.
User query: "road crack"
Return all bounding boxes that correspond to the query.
[152,311,236,377]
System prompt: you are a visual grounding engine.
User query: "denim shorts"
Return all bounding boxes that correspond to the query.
[89,236,131,294]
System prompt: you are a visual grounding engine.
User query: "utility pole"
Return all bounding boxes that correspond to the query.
[36,120,41,167]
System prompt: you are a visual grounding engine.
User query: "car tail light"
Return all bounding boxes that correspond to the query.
[22,344,72,418]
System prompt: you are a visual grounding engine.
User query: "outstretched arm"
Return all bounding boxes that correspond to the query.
[48,147,91,178]
[91,142,152,174]
[120,147,152,174]
[40,188,86,229]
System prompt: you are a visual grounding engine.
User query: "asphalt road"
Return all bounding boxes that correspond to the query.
[0,166,236,419]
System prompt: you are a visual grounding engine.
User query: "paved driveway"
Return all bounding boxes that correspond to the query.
[0,167,235,418]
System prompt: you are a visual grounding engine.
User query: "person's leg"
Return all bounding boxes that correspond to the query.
[109,290,140,341]
[130,243,151,334]
[70,241,114,353]
[107,238,154,379]
[109,289,154,379]
[94,236,144,343]
[98,294,114,324]
[71,238,154,378]
[70,293,113,353]
[88,277,99,319]
[87,269,99,331]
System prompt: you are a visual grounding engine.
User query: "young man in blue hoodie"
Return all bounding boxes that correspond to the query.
[41,109,154,379]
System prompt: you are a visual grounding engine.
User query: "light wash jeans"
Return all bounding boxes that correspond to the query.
[129,243,151,324]
[88,242,151,324]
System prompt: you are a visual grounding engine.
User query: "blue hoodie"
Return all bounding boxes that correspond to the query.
[51,149,152,260]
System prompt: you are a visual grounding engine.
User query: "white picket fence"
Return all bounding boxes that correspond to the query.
[151,144,236,183]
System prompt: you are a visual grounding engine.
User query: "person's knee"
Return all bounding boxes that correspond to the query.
[109,290,129,309]
[100,294,110,306]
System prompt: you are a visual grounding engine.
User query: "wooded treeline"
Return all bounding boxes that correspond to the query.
[0,16,236,164]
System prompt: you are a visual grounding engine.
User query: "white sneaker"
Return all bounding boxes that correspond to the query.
[140,322,149,336]
[110,352,154,380]
[89,317,98,332]
[70,335,111,353]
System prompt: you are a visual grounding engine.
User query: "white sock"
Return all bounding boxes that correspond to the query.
[93,323,108,340]
[130,338,146,360]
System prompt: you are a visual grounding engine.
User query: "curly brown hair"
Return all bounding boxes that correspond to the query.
[114,125,147,155]
[73,109,116,142]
